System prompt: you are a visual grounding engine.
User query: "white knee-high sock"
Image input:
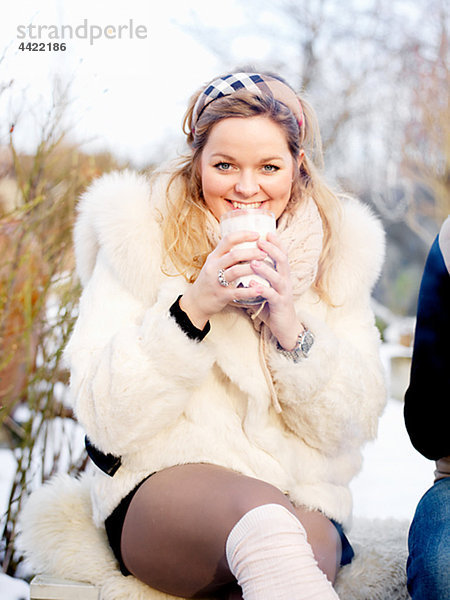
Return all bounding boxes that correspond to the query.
[225,503,339,600]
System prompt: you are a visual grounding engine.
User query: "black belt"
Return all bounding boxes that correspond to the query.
[85,435,122,476]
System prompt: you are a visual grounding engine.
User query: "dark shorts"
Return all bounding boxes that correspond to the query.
[330,518,355,566]
[105,476,355,577]
[105,474,154,576]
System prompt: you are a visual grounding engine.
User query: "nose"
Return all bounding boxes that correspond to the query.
[234,171,260,198]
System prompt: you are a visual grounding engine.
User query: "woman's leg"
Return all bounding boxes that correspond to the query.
[121,463,341,598]
[292,505,342,584]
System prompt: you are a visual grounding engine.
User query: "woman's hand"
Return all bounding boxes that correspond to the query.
[248,232,303,350]
[179,231,270,329]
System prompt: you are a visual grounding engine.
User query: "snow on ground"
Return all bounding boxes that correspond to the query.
[0,397,434,598]
[351,397,432,521]
[0,573,29,600]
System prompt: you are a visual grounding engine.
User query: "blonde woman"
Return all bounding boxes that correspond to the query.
[65,71,386,599]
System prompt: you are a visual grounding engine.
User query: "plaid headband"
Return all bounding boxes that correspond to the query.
[192,72,304,132]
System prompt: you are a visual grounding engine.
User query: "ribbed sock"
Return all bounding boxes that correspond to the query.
[225,503,339,600]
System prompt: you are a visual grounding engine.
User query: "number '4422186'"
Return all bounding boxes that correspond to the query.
[19,42,67,51]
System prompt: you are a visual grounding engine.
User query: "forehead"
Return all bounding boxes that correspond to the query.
[204,116,291,155]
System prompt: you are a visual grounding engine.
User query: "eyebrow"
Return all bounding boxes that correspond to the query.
[210,153,285,162]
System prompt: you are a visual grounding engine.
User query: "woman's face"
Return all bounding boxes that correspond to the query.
[199,116,300,221]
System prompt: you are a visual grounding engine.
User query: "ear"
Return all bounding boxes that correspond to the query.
[292,150,304,181]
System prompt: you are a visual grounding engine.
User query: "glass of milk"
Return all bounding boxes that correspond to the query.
[220,208,276,306]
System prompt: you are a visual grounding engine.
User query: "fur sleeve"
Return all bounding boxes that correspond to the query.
[268,199,387,454]
[64,257,215,457]
[67,170,215,456]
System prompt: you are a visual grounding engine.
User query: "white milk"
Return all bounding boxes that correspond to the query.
[220,208,276,305]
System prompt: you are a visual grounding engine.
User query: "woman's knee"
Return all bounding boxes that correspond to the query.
[121,464,340,593]
[292,506,341,583]
[226,474,295,522]
[198,467,341,583]
[120,464,292,595]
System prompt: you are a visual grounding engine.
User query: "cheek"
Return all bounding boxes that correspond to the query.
[202,170,227,198]
[271,172,294,198]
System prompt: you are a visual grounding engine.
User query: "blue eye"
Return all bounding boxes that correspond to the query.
[262,164,279,173]
[215,162,232,171]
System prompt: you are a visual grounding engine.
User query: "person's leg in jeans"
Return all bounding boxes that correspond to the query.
[407,477,450,600]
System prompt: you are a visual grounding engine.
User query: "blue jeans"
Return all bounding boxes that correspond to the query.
[407,477,450,599]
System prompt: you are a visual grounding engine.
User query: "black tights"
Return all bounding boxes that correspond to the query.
[120,464,341,599]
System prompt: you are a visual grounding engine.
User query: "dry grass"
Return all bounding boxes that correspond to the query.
[0,112,129,575]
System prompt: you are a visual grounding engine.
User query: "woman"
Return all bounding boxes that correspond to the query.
[65,71,386,599]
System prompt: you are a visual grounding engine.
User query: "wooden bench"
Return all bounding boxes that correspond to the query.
[30,575,100,600]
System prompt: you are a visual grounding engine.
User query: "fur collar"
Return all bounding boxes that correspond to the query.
[74,169,165,305]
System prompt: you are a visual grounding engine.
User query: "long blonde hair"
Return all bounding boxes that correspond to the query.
[160,74,342,302]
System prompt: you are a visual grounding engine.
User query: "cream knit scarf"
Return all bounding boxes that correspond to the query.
[206,198,324,412]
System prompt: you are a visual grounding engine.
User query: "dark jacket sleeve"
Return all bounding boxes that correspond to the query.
[404,233,450,460]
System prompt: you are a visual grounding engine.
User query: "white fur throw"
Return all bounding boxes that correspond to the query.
[17,474,411,600]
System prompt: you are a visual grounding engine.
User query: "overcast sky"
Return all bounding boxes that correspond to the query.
[2,0,275,166]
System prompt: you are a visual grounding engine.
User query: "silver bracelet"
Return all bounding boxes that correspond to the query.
[276,328,314,363]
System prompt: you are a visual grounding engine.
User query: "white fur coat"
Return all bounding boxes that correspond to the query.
[64,169,386,529]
